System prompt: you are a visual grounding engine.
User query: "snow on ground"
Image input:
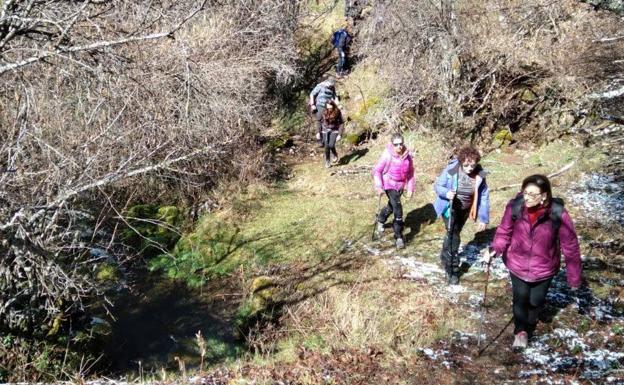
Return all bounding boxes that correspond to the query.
[390,248,624,383]
[568,173,624,226]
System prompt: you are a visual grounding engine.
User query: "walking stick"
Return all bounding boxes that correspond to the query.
[477,255,492,347]
[371,193,382,241]
[477,316,514,357]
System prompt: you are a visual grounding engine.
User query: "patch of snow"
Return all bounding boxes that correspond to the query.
[390,257,445,282]
[419,348,449,361]
[568,173,624,225]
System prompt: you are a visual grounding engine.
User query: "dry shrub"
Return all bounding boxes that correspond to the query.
[358,0,624,143]
[0,0,302,380]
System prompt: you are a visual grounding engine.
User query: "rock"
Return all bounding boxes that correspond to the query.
[520,88,538,103]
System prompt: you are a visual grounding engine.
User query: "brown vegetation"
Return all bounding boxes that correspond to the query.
[357,0,624,144]
[0,0,301,380]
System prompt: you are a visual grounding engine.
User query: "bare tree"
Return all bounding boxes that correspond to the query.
[358,0,624,143]
[0,0,302,379]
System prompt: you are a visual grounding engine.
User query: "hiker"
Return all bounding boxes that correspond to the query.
[331,26,352,77]
[319,100,344,168]
[309,77,338,146]
[433,146,489,285]
[372,133,415,249]
[488,174,582,350]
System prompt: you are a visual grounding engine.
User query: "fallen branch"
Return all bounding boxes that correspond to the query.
[491,161,575,192]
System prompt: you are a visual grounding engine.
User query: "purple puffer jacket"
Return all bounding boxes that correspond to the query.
[491,198,582,287]
[372,144,415,192]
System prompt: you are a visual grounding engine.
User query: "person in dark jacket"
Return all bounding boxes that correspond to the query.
[331,27,352,77]
[433,146,489,285]
[319,100,344,168]
[489,174,582,350]
[309,77,338,146]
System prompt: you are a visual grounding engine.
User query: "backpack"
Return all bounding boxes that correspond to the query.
[332,29,351,49]
[511,196,564,233]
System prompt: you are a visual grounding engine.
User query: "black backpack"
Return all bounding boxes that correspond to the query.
[511,196,564,233]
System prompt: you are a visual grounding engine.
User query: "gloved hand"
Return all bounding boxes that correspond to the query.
[316,132,321,140]
[310,104,317,113]
[336,134,341,141]
[446,191,456,200]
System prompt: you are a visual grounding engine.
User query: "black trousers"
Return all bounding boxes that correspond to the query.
[322,130,339,161]
[440,202,470,276]
[378,189,404,239]
[510,272,553,336]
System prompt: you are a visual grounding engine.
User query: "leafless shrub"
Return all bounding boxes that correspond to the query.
[0,0,302,378]
[358,0,624,143]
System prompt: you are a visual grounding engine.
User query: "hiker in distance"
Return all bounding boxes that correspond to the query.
[372,133,415,249]
[309,76,339,147]
[331,25,352,78]
[319,100,344,168]
[433,146,490,285]
[487,174,582,350]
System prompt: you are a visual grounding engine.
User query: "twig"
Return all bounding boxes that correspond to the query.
[491,161,575,192]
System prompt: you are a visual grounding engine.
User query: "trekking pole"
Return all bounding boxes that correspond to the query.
[477,255,492,347]
[371,193,382,241]
[477,315,514,357]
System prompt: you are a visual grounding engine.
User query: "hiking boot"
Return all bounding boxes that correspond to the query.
[324,160,331,168]
[448,274,459,285]
[376,222,385,234]
[512,331,528,350]
[331,154,339,163]
[395,238,405,249]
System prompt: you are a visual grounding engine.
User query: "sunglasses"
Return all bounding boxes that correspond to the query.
[393,142,404,147]
[523,191,543,199]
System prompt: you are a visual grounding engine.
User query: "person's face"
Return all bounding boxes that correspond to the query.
[392,140,405,154]
[523,184,545,208]
[461,159,477,174]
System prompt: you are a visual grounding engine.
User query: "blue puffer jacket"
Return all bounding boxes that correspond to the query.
[433,159,490,224]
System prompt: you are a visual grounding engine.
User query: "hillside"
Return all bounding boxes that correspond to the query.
[1,0,623,383]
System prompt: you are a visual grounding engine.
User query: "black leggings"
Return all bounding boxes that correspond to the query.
[440,202,470,275]
[510,272,553,336]
[322,130,339,161]
[378,189,404,239]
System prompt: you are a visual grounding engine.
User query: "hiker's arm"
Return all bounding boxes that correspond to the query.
[406,161,415,195]
[491,202,514,255]
[309,85,321,105]
[434,168,450,199]
[372,154,388,191]
[559,210,582,288]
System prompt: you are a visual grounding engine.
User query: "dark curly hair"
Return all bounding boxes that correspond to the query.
[456,146,481,163]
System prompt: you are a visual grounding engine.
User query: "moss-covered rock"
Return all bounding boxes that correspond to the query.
[122,204,183,257]
[581,0,624,15]
[95,263,121,283]
[233,276,280,340]
[492,129,513,147]
[520,88,538,103]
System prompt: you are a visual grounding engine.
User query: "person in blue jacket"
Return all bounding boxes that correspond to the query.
[433,146,490,285]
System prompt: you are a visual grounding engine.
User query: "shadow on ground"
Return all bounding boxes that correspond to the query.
[404,203,438,243]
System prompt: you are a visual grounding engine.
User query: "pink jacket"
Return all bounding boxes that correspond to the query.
[372,144,415,192]
[491,199,582,287]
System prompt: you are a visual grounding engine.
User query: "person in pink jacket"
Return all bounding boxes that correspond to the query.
[372,134,415,249]
[489,174,582,350]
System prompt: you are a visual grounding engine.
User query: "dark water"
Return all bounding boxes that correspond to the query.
[103,271,242,375]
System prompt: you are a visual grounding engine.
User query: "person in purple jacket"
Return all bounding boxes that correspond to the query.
[433,146,489,285]
[372,134,415,249]
[489,174,582,350]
